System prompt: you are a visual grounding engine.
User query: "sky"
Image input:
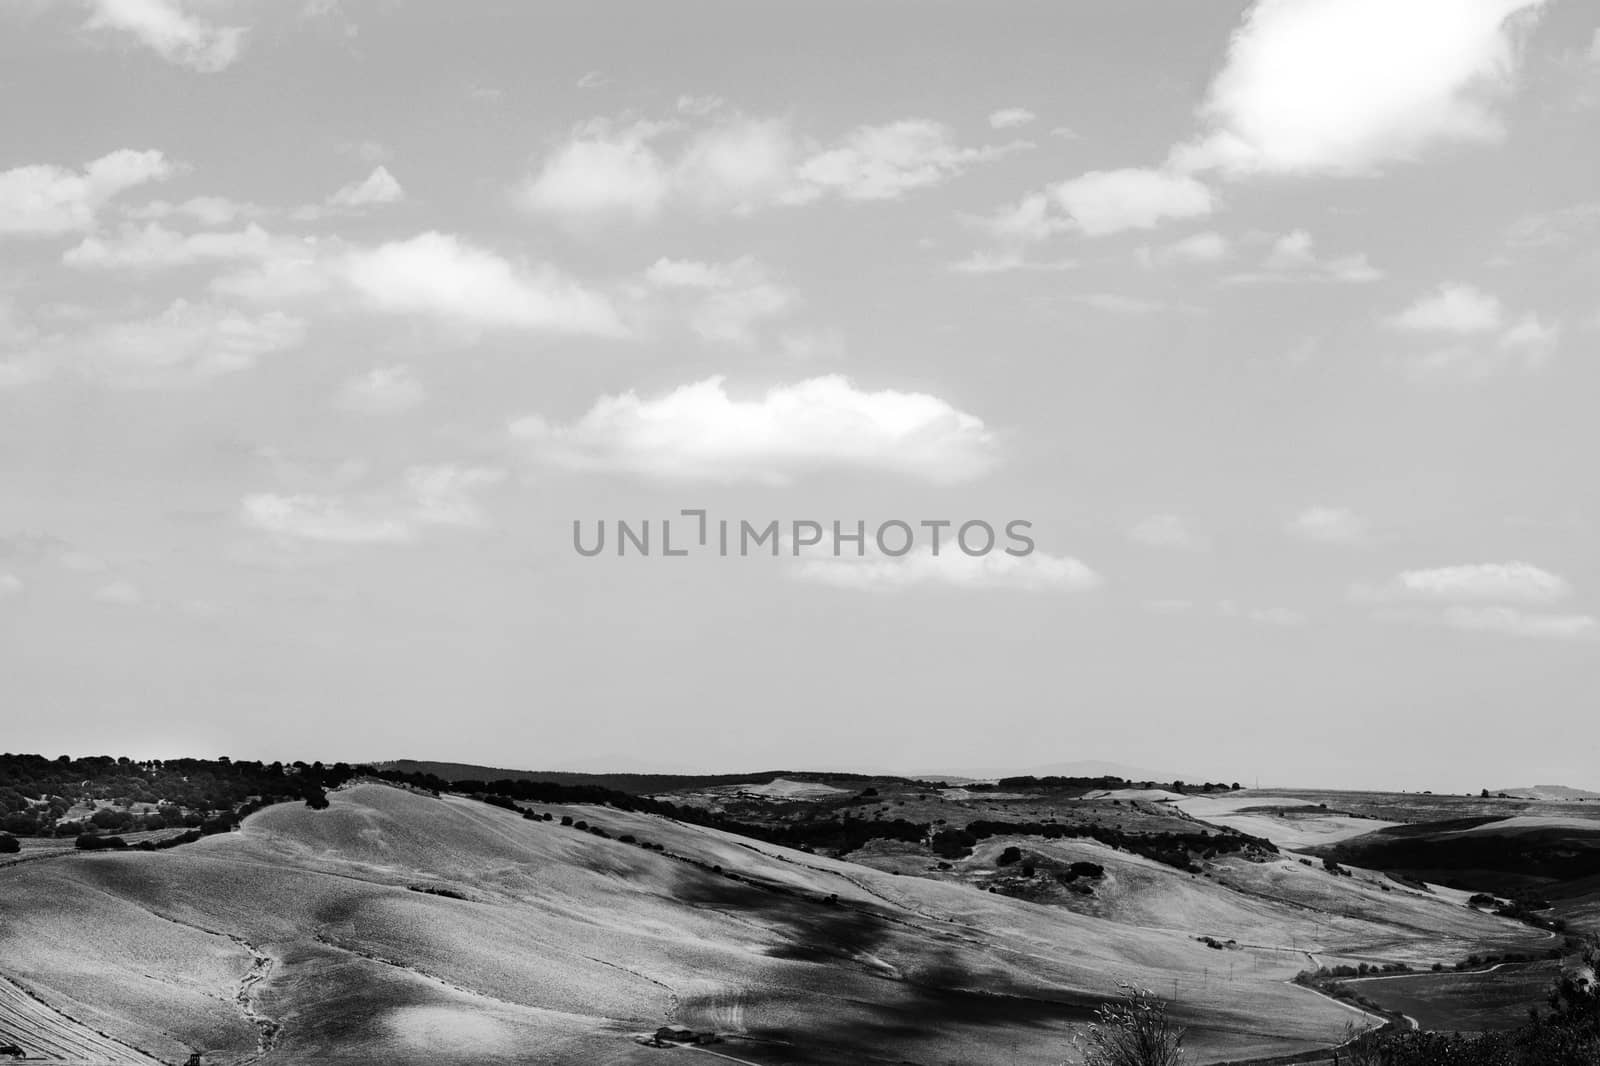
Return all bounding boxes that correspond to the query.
[1,0,1597,792]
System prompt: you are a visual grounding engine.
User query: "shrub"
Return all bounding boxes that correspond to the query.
[0,833,18,853]
[1074,983,1186,1066]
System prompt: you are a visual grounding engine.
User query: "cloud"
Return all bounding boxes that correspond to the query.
[1171,0,1547,177]
[1138,231,1231,268]
[988,108,1038,130]
[946,250,1079,275]
[1287,506,1369,545]
[1129,514,1205,550]
[1387,282,1504,334]
[63,222,291,270]
[241,464,505,544]
[794,119,1023,202]
[339,232,623,334]
[217,230,626,337]
[1437,605,1597,641]
[93,578,143,606]
[325,165,406,209]
[125,195,259,226]
[0,149,175,235]
[1078,292,1165,314]
[1224,230,1382,283]
[794,547,1100,593]
[511,375,998,485]
[519,112,1018,223]
[80,300,306,386]
[1355,561,1572,604]
[1219,601,1309,625]
[1386,283,1559,379]
[640,256,797,346]
[84,0,245,72]
[0,573,22,600]
[335,365,426,415]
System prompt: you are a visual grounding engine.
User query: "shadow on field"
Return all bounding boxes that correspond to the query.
[671,865,1107,1062]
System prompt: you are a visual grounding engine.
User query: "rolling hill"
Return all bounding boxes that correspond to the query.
[0,781,1561,1065]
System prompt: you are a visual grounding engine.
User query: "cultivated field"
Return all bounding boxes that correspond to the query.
[0,780,1574,1064]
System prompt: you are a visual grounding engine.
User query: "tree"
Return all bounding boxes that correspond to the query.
[1074,983,1186,1066]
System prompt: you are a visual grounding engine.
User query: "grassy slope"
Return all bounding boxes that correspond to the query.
[0,783,1552,1066]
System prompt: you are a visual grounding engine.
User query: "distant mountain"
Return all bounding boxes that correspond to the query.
[370,760,883,796]
[1491,785,1600,802]
[913,760,1207,784]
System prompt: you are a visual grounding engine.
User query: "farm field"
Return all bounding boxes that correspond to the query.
[0,779,1572,1065]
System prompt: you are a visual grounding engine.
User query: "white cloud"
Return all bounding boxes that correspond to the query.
[1356,561,1572,604]
[63,222,291,270]
[641,256,797,346]
[84,0,243,72]
[511,375,998,485]
[1387,284,1559,379]
[94,579,143,606]
[0,573,22,599]
[216,231,625,337]
[520,112,1017,223]
[1224,230,1382,283]
[794,119,1021,202]
[1220,601,1309,625]
[125,195,257,226]
[1287,506,1369,545]
[1051,168,1215,237]
[520,119,674,222]
[947,250,1079,275]
[988,108,1038,130]
[339,232,623,335]
[80,300,306,386]
[335,365,426,415]
[241,464,505,544]
[1438,605,1597,641]
[976,168,1213,248]
[1129,514,1205,550]
[326,165,405,209]
[0,149,175,235]
[1171,0,1547,177]
[1138,231,1231,268]
[794,547,1100,593]
[1388,282,1504,334]
[240,495,413,545]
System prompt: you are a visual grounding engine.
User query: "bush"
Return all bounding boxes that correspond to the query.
[0,833,18,853]
[1074,983,1186,1066]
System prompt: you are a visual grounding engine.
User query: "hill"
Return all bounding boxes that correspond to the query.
[1,780,1544,1065]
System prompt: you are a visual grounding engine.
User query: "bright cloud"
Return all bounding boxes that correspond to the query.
[1129,513,1205,550]
[794,547,1100,593]
[216,231,625,337]
[81,300,306,386]
[340,232,623,334]
[327,166,406,209]
[1287,506,1370,545]
[1388,282,1505,334]
[641,256,798,346]
[84,0,245,73]
[335,365,426,415]
[241,464,505,544]
[520,112,1017,223]
[1357,561,1572,604]
[511,375,998,485]
[988,108,1038,129]
[1225,230,1382,283]
[0,150,175,235]
[1438,605,1597,640]
[1138,231,1231,268]
[1172,0,1547,177]
[979,168,1214,244]
[1387,284,1559,379]
[63,222,292,270]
